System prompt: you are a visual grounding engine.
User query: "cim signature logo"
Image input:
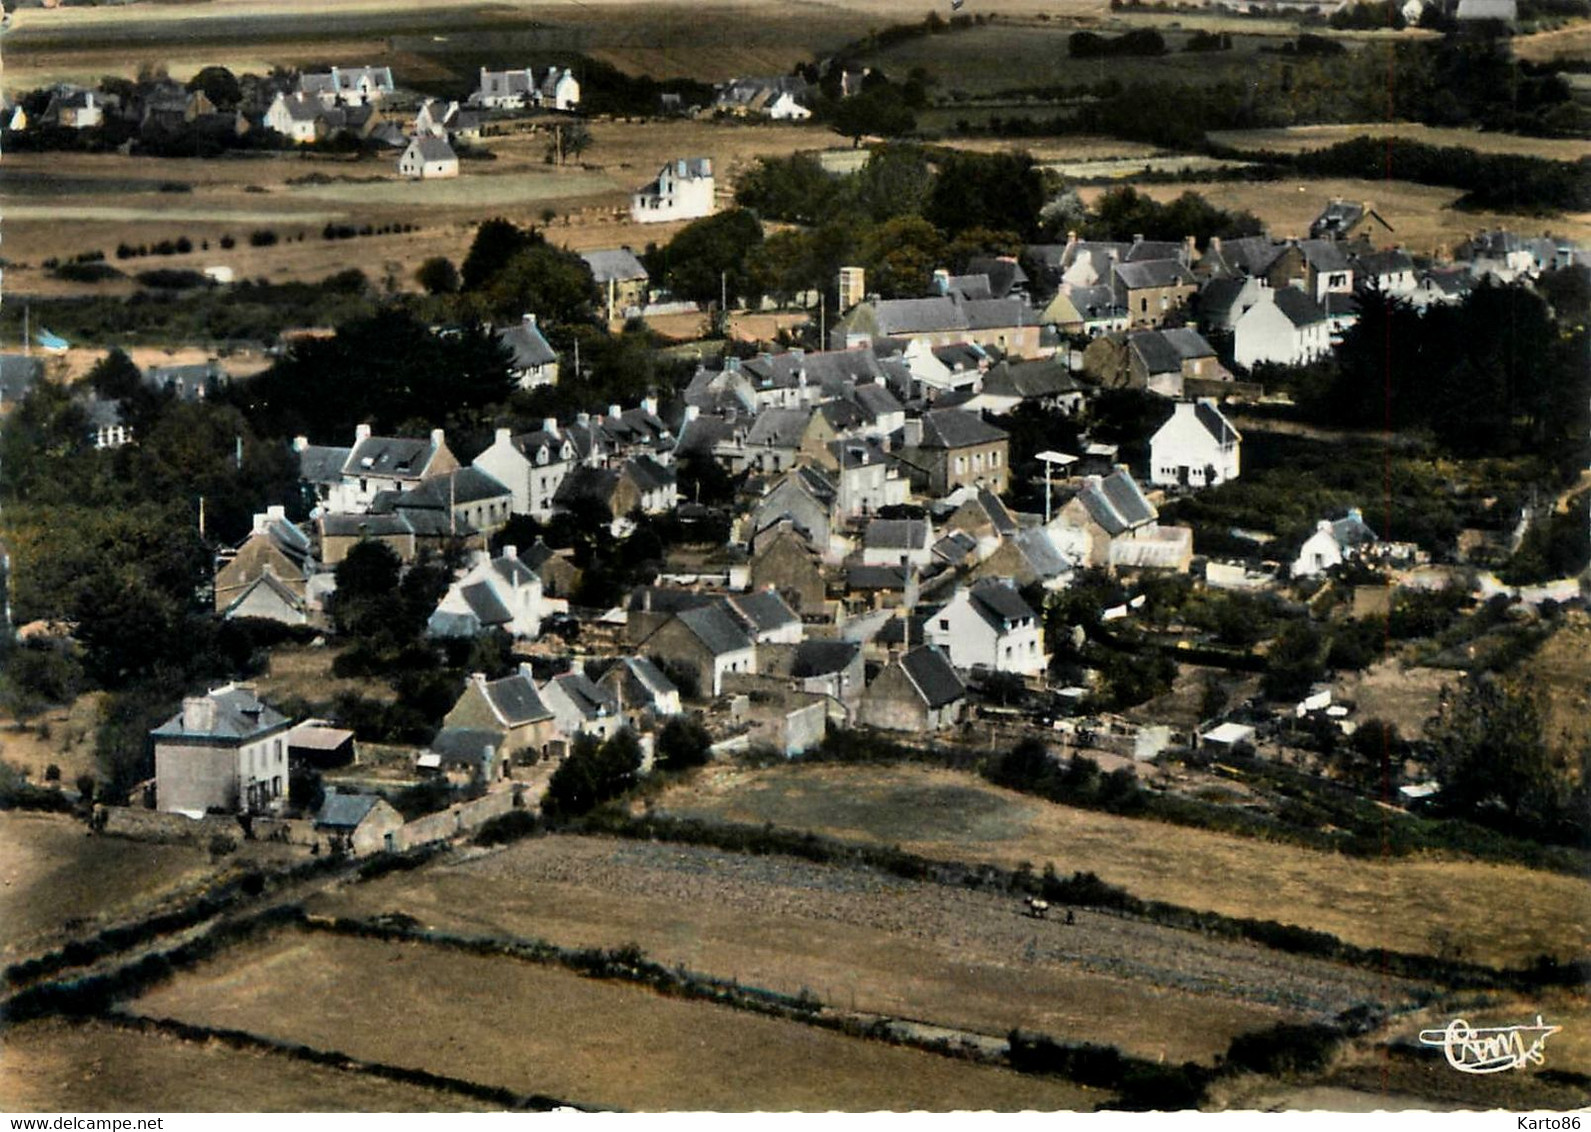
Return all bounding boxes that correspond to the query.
[1418,1016,1562,1074]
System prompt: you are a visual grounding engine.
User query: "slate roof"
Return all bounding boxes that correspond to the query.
[1271,287,1327,328]
[847,564,910,590]
[480,673,553,725]
[497,317,558,370]
[549,672,618,720]
[315,791,383,829]
[943,273,994,301]
[1194,401,1241,446]
[554,464,621,507]
[932,342,993,372]
[344,434,439,480]
[396,466,511,509]
[625,454,676,492]
[407,136,456,164]
[1074,469,1157,536]
[1352,248,1414,279]
[223,571,305,619]
[745,407,812,448]
[932,529,979,564]
[898,645,966,709]
[1204,236,1282,278]
[1309,200,1365,240]
[967,579,1037,628]
[1055,284,1123,322]
[319,512,413,539]
[1297,238,1352,273]
[1012,527,1071,578]
[1331,508,1379,548]
[865,518,930,550]
[960,297,1037,331]
[151,685,291,741]
[964,256,1028,298]
[728,589,799,634]
[428,726,504,768]
[580,247,649,284]
[920,409,1007,449]
[675,411,738,455]
[869,297,968,335]
[1114,259,1196,290]
[790,639,859,679]
[1129,330,1182,377]
[1162,327,1216,360]
[458,581,511,627]
[615,655,677,698]
[1196,277,1247,323]
[979,358,1081,402]
[677,602,755,656]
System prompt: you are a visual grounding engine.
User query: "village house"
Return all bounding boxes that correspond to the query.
[471,66,580,111]
[1352,247,1418,298]
[788,639,865,710]
[1194,274,1267,334]
[843,564,918,614]
[398,135,459,179]
[373,465,513,538]
[539,671,623,742]
[553,455,678,520]
[42,88,103,129]
[1308,199,1392,243]
[597,656,682,730]
[313,792,404,855]
[634,601,757,697]
[896,409,1010,497]
[831,295,1042,357]
[1233,287,1331,369]
[493,313,559,388]
[152,683,293,816]
[830,438,908,517]
[749,522,829,614]
[426,546,544,640]
[1113,259,1199,329]
[1053,468,1159,569]
[861,518,935,569]
[213,506,317,624]
[1149,400,1242,489]
[443,667,560,762]
[1041,283,1128,338]
[298,65,395,107]
[423,727,509,784]
[632,158,714,224]
[749,468,838,550]
[1262,239,1356,306]
[146,359,226,401]
[317,513,417,566]
[263,92,327,143]
[972,526,1077,591]
[581,248,651,322]
[925,580,1046,676]
[963,358,1085,416]
[1292,507,1380,578]
[857,644,966,732]
[713,76,812,119]
[473,423,579,518]
[329,425,459,514]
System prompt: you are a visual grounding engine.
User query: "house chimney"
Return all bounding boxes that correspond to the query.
[642,396,658,418]
[903,418,924,447]
[355,423,373,442]
[932,268,951,295]
[683,404,700,423]
[523,313,537,328]
[576,412,590,428]
[1132,234,1144,245]
[471,671,489,688]
[607,404,622,420]
[503,544,517,560]
[1183,235,1196,265]
[496,427,512,445]
[1065,230,1078,249]
[1209,236,1223,255]
[431,428,446,449]
[293,435,310,452]
[543,417,559,438]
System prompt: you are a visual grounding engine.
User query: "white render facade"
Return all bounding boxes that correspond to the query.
[632,158,715,224]
[1149,400,1242,489]
[925,584,1046,676]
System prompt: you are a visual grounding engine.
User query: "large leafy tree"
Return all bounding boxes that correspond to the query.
[649,209,764,306]
[926,151,1046,240]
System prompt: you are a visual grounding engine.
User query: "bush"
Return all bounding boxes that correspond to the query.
[474,809,542,846]
[655,716,713,772]
[50,262,124,283]
[135,268,209,290]
[248,229,278,248]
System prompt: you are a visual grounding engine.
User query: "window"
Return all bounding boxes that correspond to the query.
[991,451,1000,467]
[939,619,950,631]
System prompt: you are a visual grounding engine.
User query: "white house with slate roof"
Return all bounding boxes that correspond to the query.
[426,546,545,639]
[474,423,579,518]
[538,672,622,742]
[858,644,966,732]
[926,579,1045,676]
[398,135,459,179]
[1292,507,1380,578]
[264,92,326,142]
[1150,400,1241,489]
[632,158,714,224]
[861,518,934,568]
[598,656,682,728]
[330,425,459,514]
[299,66,394,107]
[1233,287,1331,369]
[152,683,294,815]
[497,314,560,388]
[471,67,580,111]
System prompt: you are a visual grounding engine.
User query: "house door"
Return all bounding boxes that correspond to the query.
[1177,465,1190,487]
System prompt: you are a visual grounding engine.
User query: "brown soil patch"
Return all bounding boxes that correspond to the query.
[0,1017,497,1112]
[657,763,1591,967]
[133,930,1100,1111]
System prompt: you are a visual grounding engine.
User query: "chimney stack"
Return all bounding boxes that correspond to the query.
[543,417,559,438]
[355,423,373,442]
[181,695,217,733]
[496,427,512,445]
[431,428,446,449]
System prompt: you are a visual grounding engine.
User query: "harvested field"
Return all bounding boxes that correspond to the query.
[1078,177,1591,255]
[656,763,1591,968]
[1512,21,1591,65]
[0,1018,498,1112]
[132,930,1100,1111]
[1332,658,1451,741]
[0,693,105,787]
[251,644,398,706]
[311,835,1416,1062]
[1208,123,1591,163]
[0,812,225,960]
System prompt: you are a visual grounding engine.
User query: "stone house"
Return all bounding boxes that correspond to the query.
[538,672,623,743]
[581,248,651,322]
[597,656,682,730]
[748,523,828,614]
[1113,259,1198,328]
[214,506,316,623]
[857,645,966,732]
[897,409,1010,497]
[634,602,756,697]
[313,792,404,855]
[328,425,459,515]
[152,683,293,815]
[497,314,560,389]
[443,667,560,762]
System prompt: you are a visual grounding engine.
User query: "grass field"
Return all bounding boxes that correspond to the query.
[1078,177,1591,255]
[133,930,1101,1111]
[1512,20,1591,64]
[0,812,227,960]
[1208,123,1591,163]
[0,1018,500,1112]
[655,764,1591,968]
[309,835,1410,1062]
[1522,612,1591,767]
